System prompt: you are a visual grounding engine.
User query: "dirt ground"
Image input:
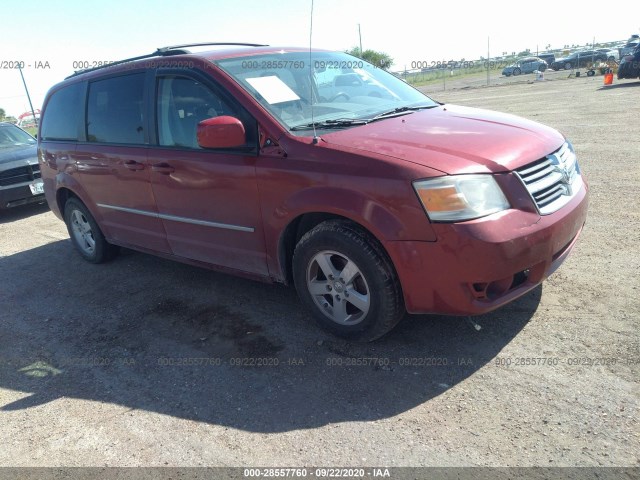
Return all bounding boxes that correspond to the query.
[0,74,638,474]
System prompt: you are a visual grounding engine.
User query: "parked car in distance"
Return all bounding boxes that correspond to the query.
[502,57,547,76]
[38,43,589,341]
[597,48,619,62]
[536,53,556,66]
[315,70,398,102]
[617,44,640,79]
[0,122,44,209]
[550,50,607,70]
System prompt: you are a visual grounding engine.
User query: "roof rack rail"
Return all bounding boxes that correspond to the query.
[66,42,269,78]
[158,42,268,51]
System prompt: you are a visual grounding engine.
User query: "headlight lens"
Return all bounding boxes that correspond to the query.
[413,175,510,222]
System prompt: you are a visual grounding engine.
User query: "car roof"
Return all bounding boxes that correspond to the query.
[65,44,331,80]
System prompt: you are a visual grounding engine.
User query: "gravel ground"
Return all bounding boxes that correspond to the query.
[0,75,638,475]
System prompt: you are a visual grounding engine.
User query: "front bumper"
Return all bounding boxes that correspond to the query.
[0,183,45,209]
[386,180,589,315]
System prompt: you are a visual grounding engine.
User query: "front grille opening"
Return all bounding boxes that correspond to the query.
[515,142,580,215]
[470,268,531,301]
[0,165,39,186]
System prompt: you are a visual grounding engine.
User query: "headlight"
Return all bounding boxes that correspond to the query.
[413,175,510,222]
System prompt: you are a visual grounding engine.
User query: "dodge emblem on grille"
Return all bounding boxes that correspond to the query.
[549,152,573,196]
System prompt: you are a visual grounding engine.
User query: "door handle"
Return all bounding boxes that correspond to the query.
[124,160,145,171]
[152,163,175,175]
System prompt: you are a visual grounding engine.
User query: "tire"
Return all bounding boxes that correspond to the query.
[64,197,119,263]
[292,220,404,341]
[539,64,547,72]
[513,68,521,76]
[565,62,572,70]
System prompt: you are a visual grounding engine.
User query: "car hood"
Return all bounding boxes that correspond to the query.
[321,105,565,174]
[0,144,38,166]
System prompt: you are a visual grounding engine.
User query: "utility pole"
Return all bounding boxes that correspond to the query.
[487,37,490,86]
[18,66,38,126]
[358,24,363,55]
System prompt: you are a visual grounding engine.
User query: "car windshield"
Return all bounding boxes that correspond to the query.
[215,51,437,133]
[0,125,36,148]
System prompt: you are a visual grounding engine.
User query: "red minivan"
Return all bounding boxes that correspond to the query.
[38,43,588,341]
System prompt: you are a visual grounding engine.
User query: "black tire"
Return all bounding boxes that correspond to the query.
[292,220,404,341]
[513,67,521,76]
[64,197,119,263]
[539,64,547,72]
[565,62,572,70]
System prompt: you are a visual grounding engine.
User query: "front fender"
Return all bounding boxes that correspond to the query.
[265,185,437,282]
[280,186,419,241]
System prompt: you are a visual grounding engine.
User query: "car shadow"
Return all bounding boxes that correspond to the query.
[0,241,541,433]
[597,80,640,90]
[0,202,49,224]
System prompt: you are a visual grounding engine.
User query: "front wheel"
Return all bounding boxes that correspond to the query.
[565,62,572,70]
[513,67,521,76]
[292,220,404,341]
[64,198,119,263]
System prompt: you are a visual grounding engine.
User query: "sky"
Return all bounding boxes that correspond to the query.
[0,0,637,117]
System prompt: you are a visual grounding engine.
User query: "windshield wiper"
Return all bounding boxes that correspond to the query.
[368,105,438,122]
[290,119,369,131]
[290,105,439,131]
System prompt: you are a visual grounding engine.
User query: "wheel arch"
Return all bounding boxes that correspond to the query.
[277,211,398,287]
[54,172,108,234]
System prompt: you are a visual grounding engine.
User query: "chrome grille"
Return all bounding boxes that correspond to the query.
[515,142,582,215]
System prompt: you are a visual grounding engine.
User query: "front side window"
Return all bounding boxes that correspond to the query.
[87,74,145,144]
[156,76,254,149]
[41,82,83,141]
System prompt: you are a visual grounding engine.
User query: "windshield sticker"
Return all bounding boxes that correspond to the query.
[246,76,300,104]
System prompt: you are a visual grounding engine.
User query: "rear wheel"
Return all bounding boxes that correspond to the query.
[565,62,572,70]
[292,220,404,341]
[64,198,119,263]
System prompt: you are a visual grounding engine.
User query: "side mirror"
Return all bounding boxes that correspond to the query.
[197,116,246,149]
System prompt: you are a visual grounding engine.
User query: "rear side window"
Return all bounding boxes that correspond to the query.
[87,74,145,144]
[40,83,83,141]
